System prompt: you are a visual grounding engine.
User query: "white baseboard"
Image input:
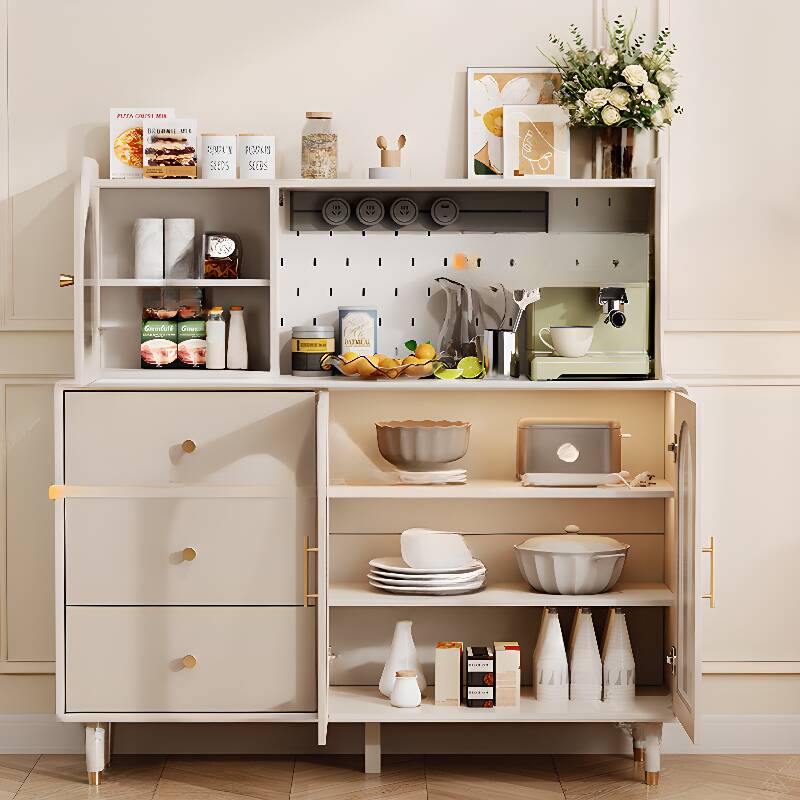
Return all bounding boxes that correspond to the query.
[0,716,797,755]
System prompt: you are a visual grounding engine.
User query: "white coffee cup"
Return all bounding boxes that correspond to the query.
[538,326,593,358]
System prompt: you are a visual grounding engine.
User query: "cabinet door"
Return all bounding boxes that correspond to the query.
[666,392,699,741]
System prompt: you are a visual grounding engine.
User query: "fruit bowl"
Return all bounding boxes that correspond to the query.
[321,353,438,380]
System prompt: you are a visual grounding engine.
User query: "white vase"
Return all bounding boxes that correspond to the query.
[569,608,602,701]
[390,670,422,708]
[532,607,569,702]
[602,608,636,704]
[379,620,427,697]
[133,218,164,279]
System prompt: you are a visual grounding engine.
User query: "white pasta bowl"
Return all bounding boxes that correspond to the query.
[375,420,470,471]
[400,528,475,570]
[514,534,629,595]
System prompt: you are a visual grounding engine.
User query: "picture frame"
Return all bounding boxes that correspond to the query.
[501,105,570,179]
[467,67,561,178]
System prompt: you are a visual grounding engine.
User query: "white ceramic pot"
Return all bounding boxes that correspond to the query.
[390,670,422,708]
[514,528,628,595]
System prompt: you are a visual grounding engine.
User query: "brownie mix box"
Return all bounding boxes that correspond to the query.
[465,645,494,708]
[109,108,174,179]
[143,119,198,179]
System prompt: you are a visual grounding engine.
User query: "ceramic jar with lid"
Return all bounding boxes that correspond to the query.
[390,670,422,708]
[301,112,337,178]
[291,325,335,377]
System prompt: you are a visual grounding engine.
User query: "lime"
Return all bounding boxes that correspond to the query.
[433,367,464,380]
[457,356,485,379]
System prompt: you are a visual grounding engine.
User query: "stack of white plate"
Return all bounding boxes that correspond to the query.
[368,556,486,595]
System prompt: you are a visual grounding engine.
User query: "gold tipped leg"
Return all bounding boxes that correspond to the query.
[645,771,660,786]
[633,746,645,763]
[88,771,101,785]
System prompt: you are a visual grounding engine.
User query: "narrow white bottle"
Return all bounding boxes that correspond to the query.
[226,305,248,370]
[205,306,226,370]
[602,607,636,704]
[532,607,569,703]
[569,608,602,701]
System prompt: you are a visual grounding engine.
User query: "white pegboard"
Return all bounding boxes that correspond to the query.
[278,219,648,371]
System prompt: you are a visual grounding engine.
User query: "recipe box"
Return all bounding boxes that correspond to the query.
[493,641,521,707]
[435,642,463,707]
[466,645,494,708]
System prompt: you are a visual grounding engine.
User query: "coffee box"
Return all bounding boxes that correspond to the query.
[141,320,177,368]
[109,108,173,179]
[493,642,521,707]
[177,319,206,368]
[465,645,494,708]
[435,642,463,707]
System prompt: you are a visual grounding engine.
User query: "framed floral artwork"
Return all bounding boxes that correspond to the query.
[467,67,561,178]
[501,105,570,178]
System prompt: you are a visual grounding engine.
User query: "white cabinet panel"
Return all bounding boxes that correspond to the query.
[66,606,316,713]
[66,497,313,605]
[65,391,315,486]
[5,384,54,661]
[696,387,800,661]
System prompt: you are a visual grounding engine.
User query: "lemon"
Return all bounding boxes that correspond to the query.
[434,367,463,380]
[457,356,485,379]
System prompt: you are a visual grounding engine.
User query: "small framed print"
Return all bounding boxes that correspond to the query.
[502,105,570,178]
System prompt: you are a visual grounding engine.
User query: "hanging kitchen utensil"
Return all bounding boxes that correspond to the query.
[511,287,541,333]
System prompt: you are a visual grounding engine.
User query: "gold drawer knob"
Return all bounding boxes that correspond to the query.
[59,273,74,288]
[181,439,197,453]
[182,547,197,562]
[181,654,197,669]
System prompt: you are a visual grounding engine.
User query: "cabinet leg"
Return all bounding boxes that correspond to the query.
[364,722,381,774]
[103,722,112,767]
[84,722,106,785]
[631,723,645,764]
[642,722,662,785]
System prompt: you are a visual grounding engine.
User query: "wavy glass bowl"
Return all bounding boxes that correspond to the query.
[320,354,438,380]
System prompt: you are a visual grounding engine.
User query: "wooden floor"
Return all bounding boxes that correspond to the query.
[1,753,798,799]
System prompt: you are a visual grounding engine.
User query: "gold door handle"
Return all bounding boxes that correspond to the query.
[304,535,319,607]
[59,273,74,288]
[181,439,197,453]
[182,547,197,562]
[701,536,715,608]
[181,654,197,669]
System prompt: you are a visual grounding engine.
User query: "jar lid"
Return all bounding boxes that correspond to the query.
[292,325,335,335]
[209,306,223,312]
[230,305,244,311]
[306,111,333,119]
[395,670,416,678]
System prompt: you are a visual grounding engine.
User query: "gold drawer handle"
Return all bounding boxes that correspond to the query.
[182,547,197,562]
[59,273,74,288]
[181,439,197,454]
[304,535,319,607]
[701,536,715,609]
[181,654,197,669]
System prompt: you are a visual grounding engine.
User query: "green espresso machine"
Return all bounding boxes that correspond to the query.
[527,240,652,381]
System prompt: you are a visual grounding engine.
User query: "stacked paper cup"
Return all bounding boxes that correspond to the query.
[532,608,569,702]
[568,608,602,700]
[602,608,636,704]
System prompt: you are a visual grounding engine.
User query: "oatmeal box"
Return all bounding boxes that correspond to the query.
[109,108,173,179]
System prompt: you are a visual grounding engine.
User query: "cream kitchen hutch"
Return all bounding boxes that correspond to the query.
[50,157,701,786]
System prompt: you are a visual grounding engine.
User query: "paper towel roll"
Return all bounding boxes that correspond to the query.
[133,218,164,280]
[164,218,196,279]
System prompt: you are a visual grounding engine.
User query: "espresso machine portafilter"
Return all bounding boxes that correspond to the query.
[599,287,628,328]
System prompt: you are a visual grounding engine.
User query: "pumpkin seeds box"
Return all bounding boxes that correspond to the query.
[109,108,173,179]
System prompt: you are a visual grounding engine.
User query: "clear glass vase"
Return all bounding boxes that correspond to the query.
[597,127,636,179]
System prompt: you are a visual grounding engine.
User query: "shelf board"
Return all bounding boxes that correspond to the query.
[329,581,673,608]
[328,478,673,499]
[328,685,674,723]
[97,179,276,189]
[92,279,269,288]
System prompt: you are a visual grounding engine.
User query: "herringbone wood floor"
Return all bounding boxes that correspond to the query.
[0,753,798,799]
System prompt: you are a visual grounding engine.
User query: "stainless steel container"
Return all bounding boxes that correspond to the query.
[482,329,515,378]
[516,418,622,478]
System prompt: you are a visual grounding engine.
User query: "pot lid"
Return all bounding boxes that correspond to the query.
[516,534,628,554]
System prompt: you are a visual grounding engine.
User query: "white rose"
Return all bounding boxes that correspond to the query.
[622,63,648,87]
[609,87,630,109]
[601,104,621,125]
[664,100,674,121]
[651,108,666,127]
[642,82,661,102]
[656,69,674,88]
[600,49,618,68]
[585,87,611,109]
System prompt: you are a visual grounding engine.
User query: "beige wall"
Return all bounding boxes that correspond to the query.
[1,0,797,726]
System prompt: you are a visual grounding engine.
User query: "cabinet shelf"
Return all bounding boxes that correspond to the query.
[327,685,674,723]
[90,279,270,287]
[329,581,673,608]
[328,478,674,499]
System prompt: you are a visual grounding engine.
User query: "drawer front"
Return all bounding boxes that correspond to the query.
[66,607,316,713]
[66,497,314,605]
[65,391,316,486]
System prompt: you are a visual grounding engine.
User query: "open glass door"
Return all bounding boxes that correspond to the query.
[666,392,699,741]
[316,391,330,745]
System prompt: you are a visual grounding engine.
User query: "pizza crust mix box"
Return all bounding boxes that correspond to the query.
[493,642,521,707]
[109,108,174,179]
[435,642,463,707]
[143,119,198,179]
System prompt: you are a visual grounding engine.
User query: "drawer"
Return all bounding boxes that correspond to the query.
[66,607,316,713]
[64,391,316,486]
[66,497,315,605]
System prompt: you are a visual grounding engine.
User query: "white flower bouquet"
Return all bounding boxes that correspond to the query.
[544,15,682,130]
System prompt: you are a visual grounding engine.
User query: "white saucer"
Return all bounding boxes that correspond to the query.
[367,569,486,587]
[368,578,485,595]
[369,556,484,575]
[521,472,626,487]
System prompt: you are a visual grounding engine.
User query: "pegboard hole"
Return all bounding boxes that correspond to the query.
[280,317,284,326]
[411,257,415,266]
[296,288,300,297]
[361,288,366,297]
[411,317,415,327]
[313,317,317,325]
[345,257,350,266]
[443,257,448,266]
[575,197,580,207]
[280,257,284,267]
[378,317,382,327]
[378,257,382,267]
[313,257,317,266]
[329,288,333,297]
[427,287,431,297]
[509,258,515,267]
[477,258,482,268]
[394,288,398,297]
